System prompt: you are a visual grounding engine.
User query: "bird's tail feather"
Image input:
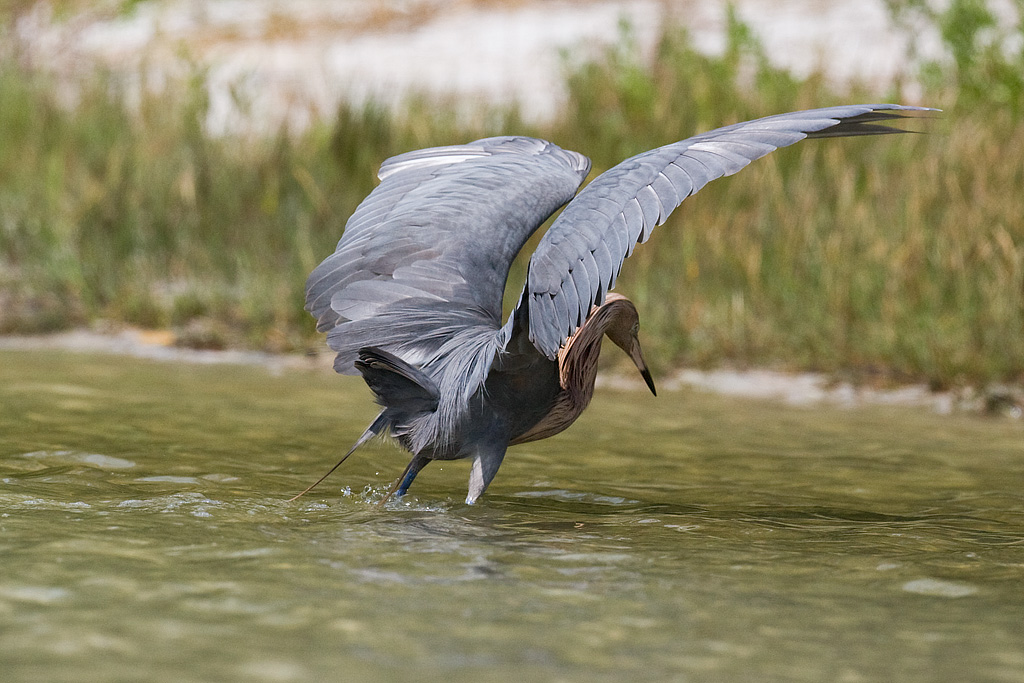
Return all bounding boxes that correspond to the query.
[287,411,389,502]
[355,346,440,414]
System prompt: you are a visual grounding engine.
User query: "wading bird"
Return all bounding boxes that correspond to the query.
[300,104,931,505]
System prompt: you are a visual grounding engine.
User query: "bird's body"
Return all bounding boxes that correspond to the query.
[301,104,932,504]
[510,294,651,446]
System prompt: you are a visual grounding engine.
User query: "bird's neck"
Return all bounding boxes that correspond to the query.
[557,305,616,402]
[507,302,615,446]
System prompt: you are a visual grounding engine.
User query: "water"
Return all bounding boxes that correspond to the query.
[1,349,1022,682]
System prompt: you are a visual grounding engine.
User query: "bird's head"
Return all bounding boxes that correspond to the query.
[601,293,656,396]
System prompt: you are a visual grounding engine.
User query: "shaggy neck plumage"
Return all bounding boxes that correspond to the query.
[557,293,632,403]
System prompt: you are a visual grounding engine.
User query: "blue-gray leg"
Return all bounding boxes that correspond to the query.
[466,444,508,504]
[396,454,431,497]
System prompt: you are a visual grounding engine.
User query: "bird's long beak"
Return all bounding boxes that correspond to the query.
[630,338,657,396]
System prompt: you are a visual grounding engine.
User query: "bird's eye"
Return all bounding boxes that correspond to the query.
[631,322,639,335]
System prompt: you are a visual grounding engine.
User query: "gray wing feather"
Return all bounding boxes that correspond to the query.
[306,136,591,375]
[650,171,681,215]
[569,264,590,328]
[601,212,628,280]
[661,161,695,199]
[592,239,614,290]
[560,271,581,329]
[622,198,644,255]
[521,104,934,358]
[635,185,663,237]
[550,282,571,340]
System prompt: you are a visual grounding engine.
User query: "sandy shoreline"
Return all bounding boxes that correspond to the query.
[3,328,1019,418]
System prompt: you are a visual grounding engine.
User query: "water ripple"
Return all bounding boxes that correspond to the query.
[20,450,136,470]
[510,489,639,506]
[902,578,979,598]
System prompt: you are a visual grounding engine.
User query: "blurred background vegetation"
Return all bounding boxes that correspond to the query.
[1,1,1022,390]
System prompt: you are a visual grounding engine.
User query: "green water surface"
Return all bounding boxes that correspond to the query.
[1,349,1022,682]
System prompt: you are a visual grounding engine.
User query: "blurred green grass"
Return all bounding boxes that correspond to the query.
[1,2,1021,389]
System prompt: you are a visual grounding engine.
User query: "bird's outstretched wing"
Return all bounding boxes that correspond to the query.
[306,136,590,375]
[519,104,935,358]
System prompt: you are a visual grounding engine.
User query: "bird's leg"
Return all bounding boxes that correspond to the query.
[376,452,431,508]
[466,443,508,505]
[396,453,431,497]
